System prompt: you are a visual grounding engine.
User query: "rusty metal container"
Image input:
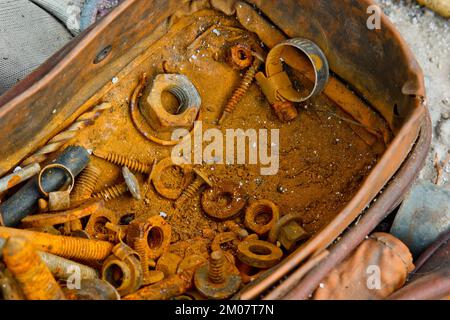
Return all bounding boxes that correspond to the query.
[0,0,430,299]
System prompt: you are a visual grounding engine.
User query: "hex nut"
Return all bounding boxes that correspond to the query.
[142,74,201,132]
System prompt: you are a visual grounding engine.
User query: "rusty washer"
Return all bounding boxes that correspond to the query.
[152,157,192,200]
[237,239,283,269]
[201,182,246,221]
[101,242,143,296]
[244,199,280,236]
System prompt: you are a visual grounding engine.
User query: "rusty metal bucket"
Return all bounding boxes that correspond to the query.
[0,0,430,299]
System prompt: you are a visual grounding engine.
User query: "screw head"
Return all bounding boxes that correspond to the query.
[122,167,141,200]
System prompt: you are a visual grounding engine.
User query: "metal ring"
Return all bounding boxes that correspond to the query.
[266,38,329,102]
[37,163,75,198]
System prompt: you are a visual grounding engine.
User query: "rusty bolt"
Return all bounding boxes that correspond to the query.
[2,237,65,300]
[0,226,113,261]
[194,250,241,300]
[92,166,141,201]
[219,59,262,124]
[71,164,101,202]
[38,251,99,281]
[93,150,153,174]
[175,168,213,208]
[126,215,171,285]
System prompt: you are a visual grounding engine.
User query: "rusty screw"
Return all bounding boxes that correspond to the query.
[0,226,113,261]
[194,250,241,300]
[71,164,101,202]
[94,150,153,175]
[175,168,212,208]
[93,166,141,201]
[219,59,262,124]
[2,237,65,300]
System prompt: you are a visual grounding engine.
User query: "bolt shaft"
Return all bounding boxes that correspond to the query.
[92,183,128,201]
[94,150,152,174]
[126,221,152,284]
[0,226,113,261]
[209,251,225,284]
[2,237,65,300]
[38,251,99,280]
[71,164,101,202]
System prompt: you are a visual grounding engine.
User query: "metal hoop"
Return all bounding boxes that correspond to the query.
[37,163,75,197]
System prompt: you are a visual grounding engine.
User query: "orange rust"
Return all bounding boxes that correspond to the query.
[0,226,113,261]
[244,200,280,236]
[271,101,298,122]
[219,59,262,124]
[93,149,152,174]
[21,200,103,228]
[71,164,102,202]
[123,267,196,300]
[7,175,21,189]
[92,183,128,201]
[2,237,65,300]
[230,44,254,70]
[85,208,120,241]
[156,252,183,277]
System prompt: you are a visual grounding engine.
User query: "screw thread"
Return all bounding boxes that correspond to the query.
[176,178,203,207]
[2,237,65,300]
[220,60,261,123]
[0,226,113,261]
[92,183,128,201]
[127,222,152,284]
[94,150,151,174]
[71,164,101,201]
[209,251,225,284]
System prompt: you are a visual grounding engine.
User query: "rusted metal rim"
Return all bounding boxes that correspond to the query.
[280,110,432,300]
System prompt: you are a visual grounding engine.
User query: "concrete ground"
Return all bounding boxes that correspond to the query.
[377,0,450,186]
